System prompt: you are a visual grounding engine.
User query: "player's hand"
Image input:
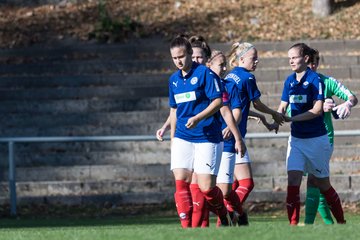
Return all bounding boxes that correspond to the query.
[333,101,353,119]
[222,127,233,140]
[272,112,285,125]
[268,122,280,134]
[156,128,166,141]
[185,116,200,129]
[234,139,246,158]
[324,98,336,112]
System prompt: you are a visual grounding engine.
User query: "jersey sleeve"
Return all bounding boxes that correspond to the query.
[168,76,177,108]
[204,69,223,100]
[312,75,325,101]
[281,79,290,102]
[222,83,230,106]
[245,75,261,102]
[325,76,354,101]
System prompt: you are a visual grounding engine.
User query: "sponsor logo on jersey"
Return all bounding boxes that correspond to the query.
[190,77,198,85]
[225,73,241,84]
[289,95,307,103]
[174,91,196,104]
[172,81,178,87]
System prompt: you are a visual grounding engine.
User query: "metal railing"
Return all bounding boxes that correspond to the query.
[1,130,360,216]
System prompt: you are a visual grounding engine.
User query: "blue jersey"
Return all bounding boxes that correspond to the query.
[222,67,261,152]
[281,67,327,138]
[169,62,223,143]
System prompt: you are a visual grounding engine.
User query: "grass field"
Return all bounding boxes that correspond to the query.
[1,213,360,240]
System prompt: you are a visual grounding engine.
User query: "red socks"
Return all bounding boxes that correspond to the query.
[174,180,192,228]
[287,185,300,225]
[233,178,254,203]
[322,186,346,224]
[224,189,244,215]
[190,183,209,227]
[203,186,228,217]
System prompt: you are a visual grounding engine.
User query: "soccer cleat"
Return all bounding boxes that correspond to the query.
[229,211,239,226]
[219,212,233,227]
[237,211,249,226]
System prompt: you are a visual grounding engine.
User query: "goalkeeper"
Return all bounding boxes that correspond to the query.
[304,48,358,225]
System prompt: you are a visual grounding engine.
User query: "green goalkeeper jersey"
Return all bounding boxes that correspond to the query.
[321,73,354,144]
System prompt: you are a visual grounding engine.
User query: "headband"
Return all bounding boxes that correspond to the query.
[236,43,255,59]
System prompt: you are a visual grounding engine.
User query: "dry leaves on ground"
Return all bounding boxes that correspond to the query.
[0,0,360,48]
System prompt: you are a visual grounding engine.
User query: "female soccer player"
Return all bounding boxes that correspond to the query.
[207,49,247,226]
[276,43,346,225]
[304,48,357,224]
[224,42,285,225]
[168,35,230,228]
[158,36,227,228]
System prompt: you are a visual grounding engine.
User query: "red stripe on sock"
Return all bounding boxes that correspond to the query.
[287,185,300,225]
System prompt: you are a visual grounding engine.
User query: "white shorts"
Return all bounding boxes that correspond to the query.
[286,134,332,178]
[171,137,223,175]
[235,139,251,164]
[217,151,236,184]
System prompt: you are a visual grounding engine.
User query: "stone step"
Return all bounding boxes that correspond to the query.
[0,73,170,88]
[0,141,357,171]
[1,74,357,95]
[0,143,171,168]
[1,58,359,80]
[0,122,164,137]
[1,39,359,62]
[2,54,359,74]
[1,164,172,182]
[0,111,169,128]
[0,112,357,138]
[1,174,359,204]
[0,91,358,115]
[0,85,168,101]
[0,59,174,76]
[0,98,169,114]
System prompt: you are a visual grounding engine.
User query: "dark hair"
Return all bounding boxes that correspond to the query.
[170,34,193,55]
[289,43,312,58]
[308,48,320,65]
[189,35,211,59]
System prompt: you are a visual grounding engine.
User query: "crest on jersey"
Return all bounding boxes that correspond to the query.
[302,81,309,89]
[190,77,198,85]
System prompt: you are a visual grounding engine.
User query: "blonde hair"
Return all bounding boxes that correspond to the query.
[228,42,255,68]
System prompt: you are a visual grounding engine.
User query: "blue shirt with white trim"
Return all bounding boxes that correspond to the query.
[281,67,327,138]
[169,62,223,143]
[222,67,261,152]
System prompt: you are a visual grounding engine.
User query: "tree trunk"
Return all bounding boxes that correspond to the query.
[312,0,335,17]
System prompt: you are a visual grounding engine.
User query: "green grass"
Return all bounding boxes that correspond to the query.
[0,214,359,240]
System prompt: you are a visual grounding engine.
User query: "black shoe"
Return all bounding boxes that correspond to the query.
[229,211,239,226]
[219,212,232,227]
[237,212,249,226]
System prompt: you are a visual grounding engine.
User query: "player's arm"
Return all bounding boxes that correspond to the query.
[156,115,170,141]
[220,105,246,157]
[325,77,358,119]
[186,97,223,129]
[249,110,274,131]
[289,100,323,122]
[252,98,285,125]
[169,108,177,140]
